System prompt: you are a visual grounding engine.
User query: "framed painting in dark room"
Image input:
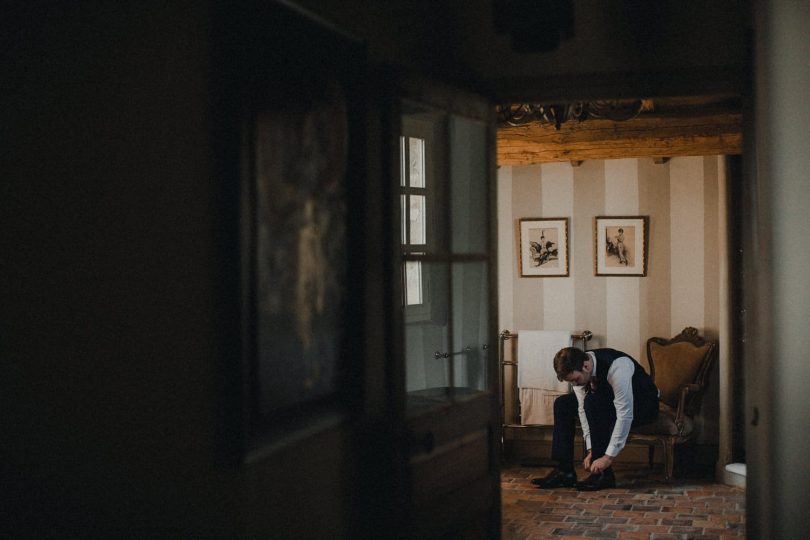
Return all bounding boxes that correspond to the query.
[232,3,366,462]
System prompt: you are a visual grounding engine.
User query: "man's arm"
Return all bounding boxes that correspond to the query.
[590,357,635,473]
[573,384,590,451]
[605,357,635,457]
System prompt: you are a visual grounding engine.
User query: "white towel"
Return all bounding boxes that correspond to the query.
[517,330,573,426]
[519,388,569,425]
[516,330,572,391]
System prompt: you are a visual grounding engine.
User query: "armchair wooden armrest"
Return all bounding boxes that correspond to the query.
[674,383,702,430]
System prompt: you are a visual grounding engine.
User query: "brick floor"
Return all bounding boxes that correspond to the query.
[502,463,746,539]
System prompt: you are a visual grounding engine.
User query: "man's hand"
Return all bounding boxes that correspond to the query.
[589,455,613,474]
[583,450,593,471]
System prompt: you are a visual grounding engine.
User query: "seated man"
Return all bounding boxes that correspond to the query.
[532,347,659,491]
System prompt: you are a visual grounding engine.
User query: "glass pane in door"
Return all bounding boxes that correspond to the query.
[405,261,450,409]
[451,261,489,393]
[449,115,488,254]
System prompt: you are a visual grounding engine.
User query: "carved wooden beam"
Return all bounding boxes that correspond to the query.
[497,111,742,165]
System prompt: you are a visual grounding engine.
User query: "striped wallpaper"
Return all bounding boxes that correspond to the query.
[498,156,727,443]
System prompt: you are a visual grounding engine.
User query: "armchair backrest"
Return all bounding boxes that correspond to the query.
[646,327,717,412]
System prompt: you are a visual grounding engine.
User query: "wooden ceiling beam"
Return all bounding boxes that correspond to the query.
[497,111,742,165]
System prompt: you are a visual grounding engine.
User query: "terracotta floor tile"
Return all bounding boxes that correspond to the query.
[501,462,746,539]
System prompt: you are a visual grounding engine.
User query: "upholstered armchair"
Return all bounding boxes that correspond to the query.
[628,327,718,481]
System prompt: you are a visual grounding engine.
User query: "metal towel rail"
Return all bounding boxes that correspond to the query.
[499,329,592,428]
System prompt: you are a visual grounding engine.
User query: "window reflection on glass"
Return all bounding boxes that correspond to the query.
[400,134,428,307]
[399,136,407,187]
[405,260,423,305]
[401,194,407,244]
[409,195,426,245]
[409,137,425,188]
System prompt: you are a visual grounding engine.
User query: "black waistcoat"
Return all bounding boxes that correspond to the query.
[588,348,659,419]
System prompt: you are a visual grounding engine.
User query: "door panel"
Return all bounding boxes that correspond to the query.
[411,429,489,504]
[407,393,495,539]
[411,474,494,540]
[395,78,500,539]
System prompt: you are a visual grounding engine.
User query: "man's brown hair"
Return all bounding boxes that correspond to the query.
[553,347,588,381]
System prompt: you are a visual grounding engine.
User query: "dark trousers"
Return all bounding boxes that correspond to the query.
[551,390,658,464]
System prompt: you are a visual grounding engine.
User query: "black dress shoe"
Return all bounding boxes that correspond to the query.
[531,468,577,488]
[575,470,616,491]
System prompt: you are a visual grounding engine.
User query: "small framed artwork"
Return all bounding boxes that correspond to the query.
[594,216,649,276]
[518,218,569,277]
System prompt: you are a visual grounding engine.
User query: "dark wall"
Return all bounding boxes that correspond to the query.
[1,2,239,536]
[2,2,375,537]
[294,0,749,100]
[445,0,748,74]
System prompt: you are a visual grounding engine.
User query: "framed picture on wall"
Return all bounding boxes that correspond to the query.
[518,218,569,277]
[235,2,366,463]
[594,216,649,276]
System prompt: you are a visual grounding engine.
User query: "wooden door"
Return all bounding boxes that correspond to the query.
[391,77,501,539]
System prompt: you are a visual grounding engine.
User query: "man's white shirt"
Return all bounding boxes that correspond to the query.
[573,351,635,457]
